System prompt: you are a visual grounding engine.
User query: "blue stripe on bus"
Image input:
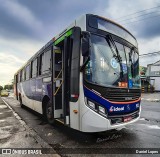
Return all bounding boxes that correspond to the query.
[19,79,52,102]
[83,86,140,114]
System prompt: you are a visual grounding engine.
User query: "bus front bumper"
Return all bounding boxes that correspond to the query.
[81,106,141,133]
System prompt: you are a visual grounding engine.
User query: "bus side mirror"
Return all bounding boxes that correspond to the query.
[82,32,90,56]
[70,27,81,102]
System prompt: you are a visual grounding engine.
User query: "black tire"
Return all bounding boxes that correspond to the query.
[45,100,54,124]
[19,96,23,108]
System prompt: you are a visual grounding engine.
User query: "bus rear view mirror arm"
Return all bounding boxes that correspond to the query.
[80,56,90,72]
[82,31,90,57]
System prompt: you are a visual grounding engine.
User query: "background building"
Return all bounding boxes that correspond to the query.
[146,60,160,92]
[140,66,153,92]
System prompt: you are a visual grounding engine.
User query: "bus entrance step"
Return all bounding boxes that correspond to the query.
[55,118,64,124]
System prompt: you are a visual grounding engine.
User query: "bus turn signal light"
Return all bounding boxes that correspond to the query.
[73,110,78,114]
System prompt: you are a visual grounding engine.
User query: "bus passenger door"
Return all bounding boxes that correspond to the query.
[53,27,81,126]
[53,36,72,123]
[53,46,63,118]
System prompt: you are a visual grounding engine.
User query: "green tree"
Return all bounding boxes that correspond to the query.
[0,86,3,91]
[4,85,13,90]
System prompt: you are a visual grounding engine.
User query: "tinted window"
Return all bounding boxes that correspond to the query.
[22,69,25,81]
[20,71,22,82]
[18,72,20,82]
[42,50,51,74]
[39,53,44,75]
[32,59,37,78]
[26,65,30,80]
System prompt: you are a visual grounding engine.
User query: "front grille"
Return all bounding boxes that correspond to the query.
[106,89,141,102]
[83,81,141,102]
[110,111,139,125]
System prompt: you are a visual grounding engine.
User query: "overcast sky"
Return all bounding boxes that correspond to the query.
[0,0,160,86]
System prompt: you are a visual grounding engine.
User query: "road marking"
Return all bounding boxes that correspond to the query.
[147,125,160,129]
[138,124,160,130]
[139,118,145,121]
[0,105,7,109]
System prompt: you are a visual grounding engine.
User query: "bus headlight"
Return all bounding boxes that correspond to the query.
[98,106,105,114]
[88,100,95,109]
[85,97,107,118]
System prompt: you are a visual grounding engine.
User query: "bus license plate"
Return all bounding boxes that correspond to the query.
[123,116,132,122]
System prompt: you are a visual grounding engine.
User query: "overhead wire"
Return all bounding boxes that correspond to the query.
[111,5,160,26]
[115,5,160,21]
[122,14,160,25]
[118,10,160,23]
[112,5,160,59]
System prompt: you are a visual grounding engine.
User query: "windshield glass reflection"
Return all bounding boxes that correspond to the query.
[84,34,141,89]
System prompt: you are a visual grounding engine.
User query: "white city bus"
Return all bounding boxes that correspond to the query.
[14,14,141,132]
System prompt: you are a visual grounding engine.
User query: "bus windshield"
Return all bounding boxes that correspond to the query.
[84,34,141,89]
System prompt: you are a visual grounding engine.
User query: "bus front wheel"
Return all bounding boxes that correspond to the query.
[46,100,54,124]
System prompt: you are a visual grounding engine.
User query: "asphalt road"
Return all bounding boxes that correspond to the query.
[1,97,160,156]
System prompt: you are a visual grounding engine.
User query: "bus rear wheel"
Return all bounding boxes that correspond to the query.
[45,100,54,124]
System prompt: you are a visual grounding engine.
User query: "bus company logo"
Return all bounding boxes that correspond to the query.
[127,105,130,110]
[109,106,124,112]
[136,103,140,108]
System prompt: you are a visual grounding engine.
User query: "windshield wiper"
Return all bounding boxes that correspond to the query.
[129,47,134,77]
[106,35,124,80]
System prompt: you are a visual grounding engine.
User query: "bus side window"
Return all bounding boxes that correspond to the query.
[32,59,38,78]
[26,65,30,80]
[18,72,20,82]
[30,62,33,78]
[42,50,51,74]
[22,69,25,81]
[15,74,18,83]
[39,53,43,75]
[24,69,26,81]
[20,70,22,82]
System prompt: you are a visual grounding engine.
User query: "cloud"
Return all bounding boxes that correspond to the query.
[0,53,25,65]
[138,36,160,54]
[103,0,160,40]
[0,37,43,86]
[0,52,25,86]
[0,0,43,40]
[1,0,42,29]
[138,37,160,66]
[0,37,43,58]
[0,0,109,41]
